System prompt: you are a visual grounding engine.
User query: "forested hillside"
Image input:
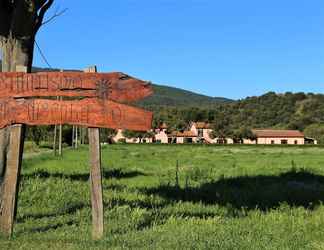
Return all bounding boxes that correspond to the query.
[151,92,324,142]
[138,84,232,107]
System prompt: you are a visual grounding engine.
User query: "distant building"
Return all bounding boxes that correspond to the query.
[112,124,318,145]
[189,122,213,143]
[155,123,169,144]
[250,129,305,145]
[113,129,129,143]
[189,122,235,144]
[168,131,198,144]
[113,129,153,143]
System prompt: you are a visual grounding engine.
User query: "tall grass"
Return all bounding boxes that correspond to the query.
[1,144,324,249]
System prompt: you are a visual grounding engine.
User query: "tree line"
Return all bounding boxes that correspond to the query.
[149,92,324,144]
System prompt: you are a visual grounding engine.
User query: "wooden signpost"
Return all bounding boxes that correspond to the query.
[0,98,152,130]
[0,66,153,239]
[0,72,152,102]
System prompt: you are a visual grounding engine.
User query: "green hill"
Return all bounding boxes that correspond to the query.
[139,84,232,108]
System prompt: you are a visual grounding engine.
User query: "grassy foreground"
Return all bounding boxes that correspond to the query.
[1,144,324,249]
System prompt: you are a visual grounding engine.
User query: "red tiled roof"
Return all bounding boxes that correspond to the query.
[252,129,304,138]
[193,122,211,129]
[169,131,197,138]
[159,123,168,129]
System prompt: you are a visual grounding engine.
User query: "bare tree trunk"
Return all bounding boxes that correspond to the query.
[2,36,34,72]
[75,126,78,149]
[0,37,34,186]
[81,127,87,145]
[0,1,55,234]
[53,125,57,155]
[72,126,75,149]
[58,124,62,156]
[80,127,83,145]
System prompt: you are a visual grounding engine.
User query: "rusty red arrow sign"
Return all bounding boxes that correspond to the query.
[0,72,152,102]
[0,98,153,131]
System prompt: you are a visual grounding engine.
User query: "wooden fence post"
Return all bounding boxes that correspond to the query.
[85,66,104,240]
[0,125,25,237]
[53,124,57,155]
[0,65,26,237]
[58,71,63,156]
[88,127,104,239]
[75,126,78,149]
[72,126,75,148]
[58,123,63,156]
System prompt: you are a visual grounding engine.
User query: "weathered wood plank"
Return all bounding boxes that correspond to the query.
[0,65,26,237]
[85,66,104,240]
[88,127,104,240]
[0,124,25,237]
[0,72,152,102]
[0,98,153,131]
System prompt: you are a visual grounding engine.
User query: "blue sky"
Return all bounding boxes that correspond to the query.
[34,0,324,99]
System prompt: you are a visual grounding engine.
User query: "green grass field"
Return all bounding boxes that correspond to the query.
[2,144,324,249]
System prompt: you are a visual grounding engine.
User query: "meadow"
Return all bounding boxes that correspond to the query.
[1,144,324,249]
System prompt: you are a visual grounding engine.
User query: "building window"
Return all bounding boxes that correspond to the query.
[185,138,193,143]
[281,140,288,145]
[271,140,275,144]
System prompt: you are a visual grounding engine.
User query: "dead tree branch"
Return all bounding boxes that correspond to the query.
[35,0,55,32]
[41,7,68,27]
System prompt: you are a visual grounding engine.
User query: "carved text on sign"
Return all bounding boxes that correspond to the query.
[0,72,152,102]
[0,98,153,131]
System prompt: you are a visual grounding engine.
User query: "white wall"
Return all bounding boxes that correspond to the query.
[155,129,168,143]
[256,137,304,145]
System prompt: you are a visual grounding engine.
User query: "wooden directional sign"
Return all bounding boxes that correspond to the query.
[0,72,153,102]
[0,72,153,131]
[0,98,152,131]
[0,68,153,240]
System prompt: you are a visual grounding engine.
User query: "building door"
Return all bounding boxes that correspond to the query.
[281,140,288,145]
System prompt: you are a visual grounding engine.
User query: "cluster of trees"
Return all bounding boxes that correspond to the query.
[25,126,121,146]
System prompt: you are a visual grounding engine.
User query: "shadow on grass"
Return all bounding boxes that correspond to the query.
[28,220,77,233]
[22,168,147,181]
[143,169,324,211]
[17,202,87,223]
